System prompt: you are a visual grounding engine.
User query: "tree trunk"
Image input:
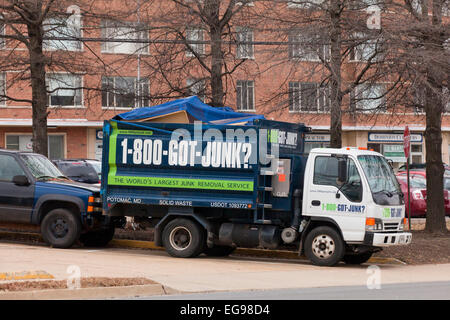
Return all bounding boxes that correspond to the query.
[424,82,447,233]
[210,28,224,108]
[329,0,343,148]
[27,23,48,157]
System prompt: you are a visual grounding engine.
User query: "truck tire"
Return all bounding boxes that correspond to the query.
[343,251,373,265]
[304,226,345,267]
[79,225,115,247]
[204,245,236,257]
[162,218,205,258]
[41,208,81,249]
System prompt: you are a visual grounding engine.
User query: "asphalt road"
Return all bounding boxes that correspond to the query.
[146,281,450,300]
[1,242,450,298]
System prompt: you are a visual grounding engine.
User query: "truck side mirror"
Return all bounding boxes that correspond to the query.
[337,158,347,184]
[12,175,30,186]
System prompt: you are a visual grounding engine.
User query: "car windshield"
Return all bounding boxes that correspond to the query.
[397,176,427,189]
[20,154,65,180]
[86,160,101,177]
[358,155,403,205]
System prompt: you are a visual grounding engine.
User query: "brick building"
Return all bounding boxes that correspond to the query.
[0,0,448,170]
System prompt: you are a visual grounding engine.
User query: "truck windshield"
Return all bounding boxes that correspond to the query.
[358,155,403,205]
[20,154,66,180]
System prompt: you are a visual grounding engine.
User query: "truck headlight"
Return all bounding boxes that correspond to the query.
[366,218,383,231]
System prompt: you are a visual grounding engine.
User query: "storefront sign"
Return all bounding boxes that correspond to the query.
[368,132,422,143]
[383,144,406,162]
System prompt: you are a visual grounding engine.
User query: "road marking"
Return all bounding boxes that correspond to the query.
[0,271,54,281]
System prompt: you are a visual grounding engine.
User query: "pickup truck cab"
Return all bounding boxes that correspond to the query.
[0,149,120,248]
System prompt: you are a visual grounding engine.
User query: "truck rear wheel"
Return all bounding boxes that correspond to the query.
[304,226,345,267]
[41,208,81,249]
[79,225,115,247]
[162,218,205,258]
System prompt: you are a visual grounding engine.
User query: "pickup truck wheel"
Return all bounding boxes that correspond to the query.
[79,225,115,247]
[204,245,236,257]
[304,226,345,267]
[162,218,205,258]
[41,209,81,249]
[343,251,373,265]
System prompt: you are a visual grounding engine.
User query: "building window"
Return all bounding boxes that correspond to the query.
[349,33,383,62]
[350,83,385,111]
[101,20,148,55]
[186,27,205,57]
[102,76,149,109]
[287,0,324,9]
[289,82,329,112]
[289,31,329,61]
[186,78,206,101]
[236,27,254,59]
[43,16,82,51]
[47,73,82,107]
[236,80,254,111]
[0,72,5,106]
[0,23,5,49]
[6,134,65,159]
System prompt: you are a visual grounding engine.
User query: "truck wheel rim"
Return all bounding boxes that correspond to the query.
[169,227,192,251]
[51,218,69,238]
[312,234,335,259]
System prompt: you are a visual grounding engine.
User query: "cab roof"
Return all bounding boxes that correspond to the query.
[309,147,383,157]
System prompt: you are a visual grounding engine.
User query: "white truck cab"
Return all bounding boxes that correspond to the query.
[301,147,412,265]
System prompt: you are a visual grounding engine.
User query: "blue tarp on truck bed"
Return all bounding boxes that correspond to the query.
[112,96,265,125]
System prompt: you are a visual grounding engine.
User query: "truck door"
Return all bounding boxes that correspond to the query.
[0,154,35,223]
[305,155,366,241]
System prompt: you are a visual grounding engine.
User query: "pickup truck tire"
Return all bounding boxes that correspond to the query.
[304,226,345,267]
[204,245,236,257]
[343,251,373,265]
[41,208,81,249]
[79,225,115,247]
[162,218,205,258]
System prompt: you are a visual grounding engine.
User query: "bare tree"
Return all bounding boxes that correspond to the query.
[382,0,450,233]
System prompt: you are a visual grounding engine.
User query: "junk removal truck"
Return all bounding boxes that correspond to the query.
[101,97,412,266]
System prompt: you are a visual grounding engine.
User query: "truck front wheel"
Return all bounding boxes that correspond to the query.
[304,226,345,267]
[162,218,205,258]
[41,208,81,249]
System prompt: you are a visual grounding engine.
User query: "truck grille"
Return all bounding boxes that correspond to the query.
[383,222,399,231]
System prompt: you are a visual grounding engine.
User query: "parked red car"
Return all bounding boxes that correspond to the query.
[396,172,450,217]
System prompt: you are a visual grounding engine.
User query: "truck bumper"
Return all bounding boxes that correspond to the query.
[364,232,412,247]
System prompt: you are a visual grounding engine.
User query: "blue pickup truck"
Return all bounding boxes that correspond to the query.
[0,149,122,248]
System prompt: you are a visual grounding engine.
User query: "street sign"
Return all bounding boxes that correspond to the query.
[403,126,411,158]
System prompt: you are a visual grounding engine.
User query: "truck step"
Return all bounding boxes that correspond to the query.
[260,169,275,176]
[257,203,273,209]
[258,186,273,192]
[254,219,273,224]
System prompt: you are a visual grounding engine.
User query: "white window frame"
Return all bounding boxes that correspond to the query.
[102,76,149,109]
[46,73,83,108]
[186,27,205,57]
[5,133,67,159]
[236,80,255,112]
[349,33,382,62]
[351,83,386,112]
[289,31,330,62]
[236,26,254,59]
[43,16,82,52]
[0,72,5,106]
[101,20,148,55]
[0,22,5,49]
[287,0,324,9]
[289,82,330,113]
[186,78,206,102]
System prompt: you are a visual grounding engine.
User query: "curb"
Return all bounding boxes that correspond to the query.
[0,284,179,300]
[0,231,403,265]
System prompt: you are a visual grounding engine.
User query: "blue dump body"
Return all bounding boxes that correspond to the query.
[101,118,309,225]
